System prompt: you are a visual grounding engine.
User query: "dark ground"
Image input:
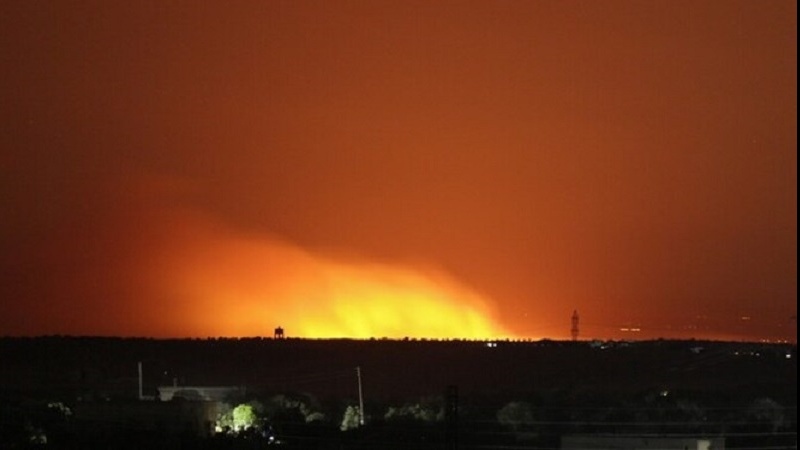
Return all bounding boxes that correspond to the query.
[0,337,796,449]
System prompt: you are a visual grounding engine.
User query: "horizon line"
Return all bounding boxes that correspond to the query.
[0,334,794,345]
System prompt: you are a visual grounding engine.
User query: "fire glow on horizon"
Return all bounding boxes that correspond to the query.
[146,210,515,340]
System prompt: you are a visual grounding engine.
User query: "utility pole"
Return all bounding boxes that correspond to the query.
[445,385,458,450]
[356,366,365,425]
[138,361,143,400]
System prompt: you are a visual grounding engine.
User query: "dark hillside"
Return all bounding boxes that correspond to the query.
[0,337,795,449]
[0,337,794,402]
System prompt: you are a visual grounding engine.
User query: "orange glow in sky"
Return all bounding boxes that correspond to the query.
[0,0,795,342]
[147,208,513,339]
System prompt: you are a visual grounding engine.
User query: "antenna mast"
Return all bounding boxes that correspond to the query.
[571,310,579,341]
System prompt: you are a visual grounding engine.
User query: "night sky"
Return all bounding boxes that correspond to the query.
[1,0,796,341]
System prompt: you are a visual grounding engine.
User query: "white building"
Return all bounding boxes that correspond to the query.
[561,434,724,450]
[157,385,244,402]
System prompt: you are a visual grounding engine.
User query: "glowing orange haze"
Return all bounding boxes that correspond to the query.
[143,210,514,340]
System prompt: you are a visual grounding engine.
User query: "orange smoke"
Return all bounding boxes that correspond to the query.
[144,209,512,339]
